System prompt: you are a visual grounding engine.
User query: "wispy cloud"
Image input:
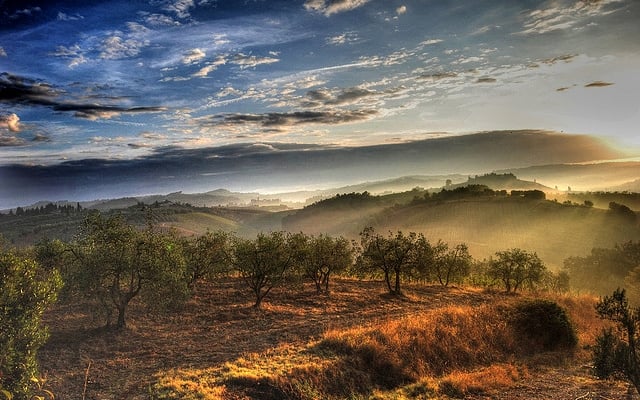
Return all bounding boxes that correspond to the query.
[304,0,371,16]
[57,12,84,21]
[585,81,614,87]
[476,77,497,83]
[99,32,149,60]
[518,0,626,35]
[155,0,195,19]
[182,48,206,64]
[0,47,6,57]
[231,53,279,69]
[49,44,87,68]
[200,109,378,129]
[420,39,443,46]
[326,32,359,45]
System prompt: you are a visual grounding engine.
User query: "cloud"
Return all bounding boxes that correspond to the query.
[420,39,443,46]
[326,32,359,45]
[182,48,206,64]
[144,13,181,26]
[0,113,23,146]
[0,47,6,57]
[304,0,371,16]
[540,54,578,65]
[202,109,378,128]
[304,87,377,107]
[585,81,614,87]
[396,5,407,15]
[518,0,626,35]
[57,12,84,21]
[471,25,501,35]
[217,86,243,98]
[0,73,166,119]
[0,113,21,132]
[231,53,279,69]
[49,45,87,68]
[418,72,458,80]
[192,55,227,77]
[8,7,41,20]
[100,33,149,60]
[156,0,195,19]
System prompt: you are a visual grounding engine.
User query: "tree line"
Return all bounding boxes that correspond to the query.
[2,202,84,217]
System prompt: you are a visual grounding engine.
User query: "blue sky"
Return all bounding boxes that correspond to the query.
[0,0,639,205]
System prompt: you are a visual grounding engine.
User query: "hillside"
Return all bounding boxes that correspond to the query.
[283,190,640,268]
[4,179,639,270]
[0,202,278,246]
[499,161,640,192]
[449,172,553,191]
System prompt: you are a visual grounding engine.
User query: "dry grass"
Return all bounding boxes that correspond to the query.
[37,279,628,400]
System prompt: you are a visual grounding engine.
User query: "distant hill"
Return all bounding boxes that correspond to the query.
[449,173,554,191]
[498,161,640,192]
[282,189,640,268]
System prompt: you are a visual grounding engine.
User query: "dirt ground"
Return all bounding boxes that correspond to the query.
[38,278,638,399]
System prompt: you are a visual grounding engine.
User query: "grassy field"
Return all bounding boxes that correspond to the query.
[37,278,636,399]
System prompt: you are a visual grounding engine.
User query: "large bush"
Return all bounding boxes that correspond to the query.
[0,249,61,399]
[509,299,577,352]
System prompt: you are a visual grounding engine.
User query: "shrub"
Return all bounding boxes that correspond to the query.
[510,299,577,352]
[593,288,640,393]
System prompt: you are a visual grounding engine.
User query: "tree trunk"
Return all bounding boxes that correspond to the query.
[384,270,393,293]
[116,305,126,329]
[394,269,401,295]
[323,273,330,294]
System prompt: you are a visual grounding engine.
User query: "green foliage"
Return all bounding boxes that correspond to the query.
[300,234,354,294]
[433,242,472,287]
[564,241,640,296]
[67,212,189,329]
[305,192,379,210]
[593,328,626,380]
[231,231,299,308]
[510,299,577,351]
[182,230,230,289]
[356,227,423,295]
[0,249,61,399]
[593,288,640,393]
[488,248,546,293]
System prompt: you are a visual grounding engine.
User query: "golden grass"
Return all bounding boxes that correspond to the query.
[438,364,529,397]
[39,278,616,399]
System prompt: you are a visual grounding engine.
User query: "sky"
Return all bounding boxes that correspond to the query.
[0,0,639,206]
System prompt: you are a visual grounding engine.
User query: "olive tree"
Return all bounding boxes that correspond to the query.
[488,248,546,293]
[69,212,189,329]
[0,248,61,399]
[433,243,472,287]
[303,234,353,294]
[356,227,423,295]
[183,230,230,290]
[231,231,299,309]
